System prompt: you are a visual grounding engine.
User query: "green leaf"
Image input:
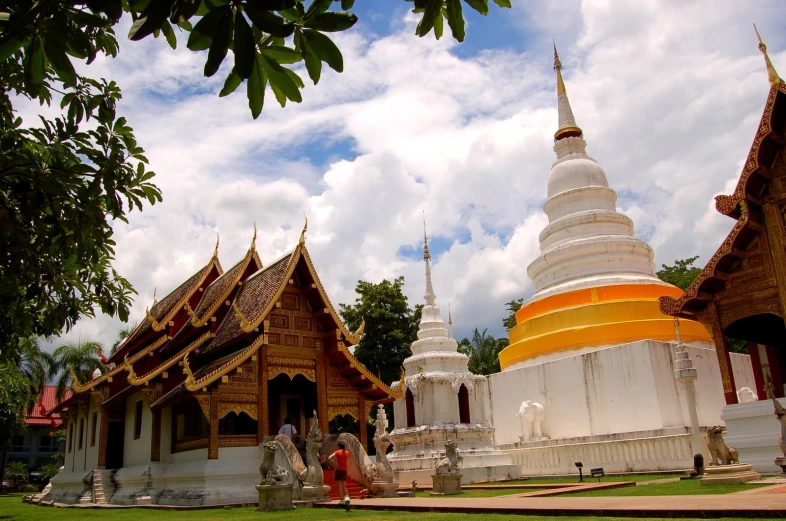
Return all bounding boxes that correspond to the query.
[247,55,266,118]
[0,30,28,63]
[259,45,301,64]
[341,0,355,9]
[303,12,358,32]
[42,31,77,87]
[250,0,297,8]
[128,0,176,41]
[22,36,45,98]
[445,0,465,42]
[302,45,321,84]
[233,11,256,78]
[203,6,233,77]
[492,0,512,7]
[415,0,442,37]
[304,0,332,20]
[463,0,489,15]
[243,4,295,38]
[277,8,301,22]
[187,5,230,51]
[302,29,342,72]
[161,20,178,49]
[220,70,243,96]
[259,54,302,104]
[433,8,443,40]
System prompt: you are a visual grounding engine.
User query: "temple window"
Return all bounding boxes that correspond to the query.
[90,412,98,447]
[78,417,85,450]
[133,400,143,440]
[405,388,416,428]
[218,412,257,436]
[172,400,209,452]
[458,384,470,424]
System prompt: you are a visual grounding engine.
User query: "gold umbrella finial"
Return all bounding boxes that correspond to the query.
[754,23,782,90]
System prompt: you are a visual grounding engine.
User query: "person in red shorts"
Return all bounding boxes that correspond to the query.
[327,441,350,506]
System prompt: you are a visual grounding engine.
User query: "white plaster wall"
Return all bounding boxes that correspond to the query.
[123,392,152,467]
[469,379,489,424]
[84,400,100,471]
[489,340,753,445]
[412,381,458,424]
[730,352,755,393]
[67,402,95,473]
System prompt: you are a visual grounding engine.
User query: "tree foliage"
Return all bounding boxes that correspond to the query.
[4,460,29,488]
[458,327,507,375]
[0,1,512,119]
[656,256,702,291]
[502,297,523,330]
[339,276,421,387]
[110,326,134,356]
[0,362,34,491]
[50,340,107,401]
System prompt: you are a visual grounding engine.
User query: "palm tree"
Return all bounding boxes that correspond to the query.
[50,341,107,402]
[4,461,29,489]
[15,337,54,399]
[37,462,61,482]
[458,328,508,376]
[110,326,135,356]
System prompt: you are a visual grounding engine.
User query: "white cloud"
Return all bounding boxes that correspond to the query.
[29,1,786,355]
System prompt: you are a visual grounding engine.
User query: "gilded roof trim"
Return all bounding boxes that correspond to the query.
[184,335,263,391]
[72,335,168,393]
[189,249,259,327]
[337,342,403,399]
[125,331,212,386]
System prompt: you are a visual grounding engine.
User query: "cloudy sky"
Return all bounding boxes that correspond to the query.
[27,0,786,353]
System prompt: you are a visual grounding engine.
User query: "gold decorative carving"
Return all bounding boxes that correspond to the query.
[282,294,299,311]
[218,402,258,420]
[268,367,316,382]
[294,317,311,331]
[267,346,316,358]
[268,333,281,345]
[268,357,315,367]
[271,314,289,329]
[195,395,210,418]
[327,407,358,421]
[327,397,358,406]
[284,334,299,347]
[218,435,257,448]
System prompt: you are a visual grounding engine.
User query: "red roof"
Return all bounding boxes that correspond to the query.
[26,385,71,427]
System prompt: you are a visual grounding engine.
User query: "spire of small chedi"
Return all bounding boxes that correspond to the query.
[553,42,583,141]
[423,212,436,305]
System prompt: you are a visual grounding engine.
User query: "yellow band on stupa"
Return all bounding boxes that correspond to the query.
[499,284,712,370]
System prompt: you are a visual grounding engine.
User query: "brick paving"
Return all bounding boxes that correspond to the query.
[317,485,786,518]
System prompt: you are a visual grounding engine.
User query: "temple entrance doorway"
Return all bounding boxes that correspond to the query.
[268,374,317,439]
[105,420,125,469]
[725,313,786,399]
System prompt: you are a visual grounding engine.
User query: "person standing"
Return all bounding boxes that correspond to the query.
[327,441,350,506]
[278,417,298,441]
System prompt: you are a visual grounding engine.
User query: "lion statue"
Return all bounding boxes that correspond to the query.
[259,441,289,485]
[707,426,738,465]
[435,440,459,475]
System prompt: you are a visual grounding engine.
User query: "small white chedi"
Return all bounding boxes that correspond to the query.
[388,223,521,486]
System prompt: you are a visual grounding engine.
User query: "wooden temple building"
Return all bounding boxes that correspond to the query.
[49,225,398,505]
[659,29,786,473]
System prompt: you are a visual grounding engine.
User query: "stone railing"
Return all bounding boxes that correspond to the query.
[505,433,694,476]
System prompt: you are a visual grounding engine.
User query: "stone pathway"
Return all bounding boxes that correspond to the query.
[317,485,786,518]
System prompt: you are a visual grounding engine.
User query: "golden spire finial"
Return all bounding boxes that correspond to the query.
[212,233,220,259]
[250,223,257,251]
[152,287,157,305]
[553,39,566,95]
[423,211,431,260]
[754,24,781,90]
[299,213,308,246]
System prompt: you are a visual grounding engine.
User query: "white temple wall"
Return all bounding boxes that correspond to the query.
[412,380,459,424]
[470,379,491,425]
[84,400,100,471]
[64,400,100,473]
[123,391,152,467]
[489,340,755,445]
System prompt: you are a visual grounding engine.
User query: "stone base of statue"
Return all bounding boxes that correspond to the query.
[301,484,331,503]
[430,474,462,495]
[371,481,399,498]
[700,464,761,485]
[256,483,295,511]
[775,457,786,475]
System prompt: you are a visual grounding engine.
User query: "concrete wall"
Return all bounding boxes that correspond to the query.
[488,340,755,445]
[64,400,101,474]
[123,392,152,467]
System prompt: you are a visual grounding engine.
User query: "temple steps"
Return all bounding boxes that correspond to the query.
[91,469,114,504]
[323,468,366,499]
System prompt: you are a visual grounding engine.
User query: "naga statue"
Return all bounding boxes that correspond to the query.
[303,411,325,487]
[373,405,394,483]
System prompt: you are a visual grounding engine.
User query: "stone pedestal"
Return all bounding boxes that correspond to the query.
[775,457,786,475]
[371,481,399,498]
[256,483,294,511]
[301,484,331,503]
[700,464,761,486]
[431,474,462,496]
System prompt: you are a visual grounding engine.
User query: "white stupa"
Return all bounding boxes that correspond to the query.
[388,221,520,485]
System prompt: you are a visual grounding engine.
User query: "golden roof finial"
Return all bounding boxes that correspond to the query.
[250,223,257,251]
[423,211,431,260]
[212,233,220,259]
[152,287,157,305]
[754,24,782,90]
[299,213,308,246]
[553,39,566,95]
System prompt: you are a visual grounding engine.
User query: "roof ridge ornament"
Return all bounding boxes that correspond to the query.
[212,233,220,259]
[233,301,254,333]
[250,223,257,252]
[152,287,157,305]
[423,212,436,305]
[182,352,195,389]
[299,213,308,246]
[754,24,782,90]
[553,41,583,141]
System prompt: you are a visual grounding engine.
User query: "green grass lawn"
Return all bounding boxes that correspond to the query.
[0,497,768,521]
[567,478,765,497]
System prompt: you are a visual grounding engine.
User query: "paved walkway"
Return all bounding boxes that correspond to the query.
[317,487,786,518]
